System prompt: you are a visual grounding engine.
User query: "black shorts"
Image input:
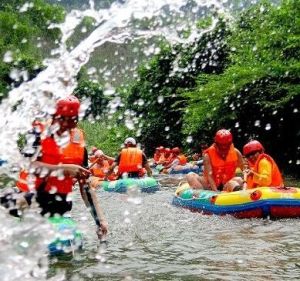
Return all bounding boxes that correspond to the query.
[36,191,72,216]
[217,184,224,191]
[118,172,140,179]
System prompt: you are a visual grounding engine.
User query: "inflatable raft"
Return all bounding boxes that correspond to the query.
[153,164,201,175]
[169,166,201,175]
[100,176,160,193]
[48,216,83,255]
[172,183,300,219]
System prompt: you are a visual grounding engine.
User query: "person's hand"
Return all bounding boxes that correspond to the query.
[96,220,108,240]
[62,164,91,178]
[243,168,253,176]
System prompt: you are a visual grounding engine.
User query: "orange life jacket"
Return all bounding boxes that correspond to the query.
[91,160,110,179]
[153,152,161,163]
[177,154,187,165]
[17,128,85,194]
[118,147,143,174]
[204,144,238,187]
[247,153,283,188]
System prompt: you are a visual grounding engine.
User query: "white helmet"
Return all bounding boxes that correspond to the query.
[124,137,136,146]
[94,149,104,157]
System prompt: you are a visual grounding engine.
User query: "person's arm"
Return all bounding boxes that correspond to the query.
[105,161,117,178]
[31,161,91,178]
[165,158,179,169]
[144,162,152,177]
[79,179,108,241]
[235,148,246,171]
[142,153,152,177]
[103,154,115,162]
[252,158,272,186]
[203,154,218,191]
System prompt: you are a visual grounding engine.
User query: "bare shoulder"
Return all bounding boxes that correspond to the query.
[234,148,243,157]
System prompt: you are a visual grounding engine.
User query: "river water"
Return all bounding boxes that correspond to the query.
[48,177,300,281]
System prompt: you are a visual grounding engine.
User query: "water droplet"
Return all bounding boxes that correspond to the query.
[265,123,271,130]
[3,51,14,63]
[186,136,193,143]
[157,96,164,103]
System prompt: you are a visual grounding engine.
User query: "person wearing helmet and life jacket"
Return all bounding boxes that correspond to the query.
[90,149,117,188]
[243,140,284,188]
[157,147,172,166]
[162,147,196,174]
[190,142,209,170]
[106,137,152,179]
[186,129,245,192]
[153,146,164,165]
[1,95,108,240]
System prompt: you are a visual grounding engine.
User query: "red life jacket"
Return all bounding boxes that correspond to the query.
[118,147,143,174]
[205,144,238,187]
[17,128,85,194]
[153,152,161,163]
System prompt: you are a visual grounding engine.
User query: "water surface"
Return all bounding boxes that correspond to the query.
[49,178,300,280]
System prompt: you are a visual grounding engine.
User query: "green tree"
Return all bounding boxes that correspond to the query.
[74,78,110,118]
[0,0,65,100]
[125,17,230,154]
[183,0,300,174]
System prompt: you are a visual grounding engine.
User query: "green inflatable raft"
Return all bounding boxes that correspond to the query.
[48,216,83,255]
[100,177,160,193]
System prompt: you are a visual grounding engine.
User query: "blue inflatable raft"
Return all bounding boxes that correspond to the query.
[172,183,300,219]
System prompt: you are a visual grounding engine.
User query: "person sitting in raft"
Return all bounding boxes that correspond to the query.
[90,149,117,188]
[190,142,209,170]
[243,140,284,188]
[152,146,164,166]
[157,147,172,166]
[0,95,108,240]
[186,129,245,192]
[106,137,152,179]
[162,147,197,174]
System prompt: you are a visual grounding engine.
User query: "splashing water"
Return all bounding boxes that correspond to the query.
[0,0,231,279]
[0,0,228,176]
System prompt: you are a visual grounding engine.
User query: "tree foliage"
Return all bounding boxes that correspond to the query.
[74,77,110,118]
[0,0,65,100]
[125,18,230,155]
[183,0,300,174]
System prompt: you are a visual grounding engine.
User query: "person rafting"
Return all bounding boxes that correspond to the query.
[162,147,197,174]
[106,137,152,179]
[190,142,208,170]
[90,149,117,188]
[0,95,108,240]
[152,146,164,166]
[243,140,284,188]
[186,129,245,192]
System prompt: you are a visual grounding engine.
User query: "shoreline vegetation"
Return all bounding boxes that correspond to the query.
[0,0,299,181]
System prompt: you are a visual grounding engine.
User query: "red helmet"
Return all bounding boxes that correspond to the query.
[165,148,171,153]
[158,146,164,151]
[55,95,80,117]
[214,129,233,145]
[91,146,98,153]
[243,140,264,156]
[172,147,180,154]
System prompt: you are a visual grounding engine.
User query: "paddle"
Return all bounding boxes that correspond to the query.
[80,179,107,243]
